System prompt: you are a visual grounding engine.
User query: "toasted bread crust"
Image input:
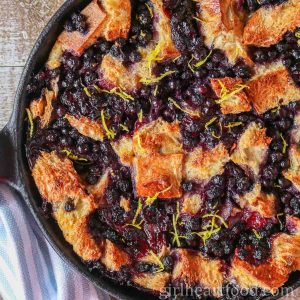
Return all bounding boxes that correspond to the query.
[172,249,224,296]
[58,0,107,56]
[100,0,131,41]
[272,233,300,271]
[134,153,183,198]
[247,63,300,114]
[32,151,85,203]
[182,193,203,215]
[197,0,252,64]
[65,114,105,141]
[100,54,141,91]
[243,0,300,47]
[120,197,131,212]
[184,143,230,182]
[30,98,46,120]
[231,255,289,293]
[101,240,130,271]
[133,272,170,293]
[283,145,300,192]
[29,89,55,128]
[32,151,102,261]
[211,77,251,114]
[232,231,300,293]
[46,41,64,70]
[133,119,182,156]
[112,136,134,167]
[231,122,272,178]
[236,183,276,218]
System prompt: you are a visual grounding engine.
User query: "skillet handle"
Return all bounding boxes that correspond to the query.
[0,125,18,187]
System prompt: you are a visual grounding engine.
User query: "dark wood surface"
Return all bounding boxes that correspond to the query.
[0,1,298,299]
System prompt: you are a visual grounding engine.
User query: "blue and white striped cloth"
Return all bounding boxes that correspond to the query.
[0,184,110,300]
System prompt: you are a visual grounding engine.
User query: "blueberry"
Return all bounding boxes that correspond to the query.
[182,181,193,192]
[64,200,75,212]
[162,256,174,272]
[77,143,89,154]
[253,49,267,63]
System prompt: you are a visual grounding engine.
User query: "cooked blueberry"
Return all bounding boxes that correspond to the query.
[64,200,75,212]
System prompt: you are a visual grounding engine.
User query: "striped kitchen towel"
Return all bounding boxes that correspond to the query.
[0,184,110,300]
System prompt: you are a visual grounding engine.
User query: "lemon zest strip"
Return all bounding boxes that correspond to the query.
[138,109,143,122]
[205,117,217,130]
[145,3,154,18]
[149,251,165,273]
[168,97,200,118]
[253,229,262,240]
[194,50,212,68]
[280,133,288,154]
[140,71,176,85]
[224,122,243,129]
[126,198,144,230]
[146,185,172,206]
[170,202,187,247]
[61,149,88,162]
[94,85,134,101]
[101,110,116,140]
[83,87,92,97]
[120,124,129,132]
[26,108,34,138]
[215,84,249,104]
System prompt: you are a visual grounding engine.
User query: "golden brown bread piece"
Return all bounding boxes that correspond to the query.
[184,143,230,182]
[197,0,252,65]
[119,197,131,212]
[112,135,134,167]
[133,118,182,156]
[101,240,131,271]
[231,254,290,293]
[65,114,105,141]
[32,151,86,204]
[29,98,46,120]
[46,41,64,70]
[283,145,300,192]
[58,0,107,56]
[32,151,103,261]
[243,0,300,47]
[182,193,203,215]
[272,233,300,271]
[210,77,251,114]
[29,89,55,128]
[247,63,300,114]
[231,122,272,178]
[133,153,183,198]
[133,272,170,293]
[100,0,131,41]
[235,183,276,218]
[172,249,224,297]
[232,232,300,293]
[99,54,141,91]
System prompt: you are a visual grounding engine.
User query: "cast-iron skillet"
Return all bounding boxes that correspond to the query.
[0,0,299,299]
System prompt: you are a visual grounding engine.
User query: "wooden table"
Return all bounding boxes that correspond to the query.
[0,1,299,299]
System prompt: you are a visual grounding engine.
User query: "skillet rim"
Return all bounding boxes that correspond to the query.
[1,0,300,299]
